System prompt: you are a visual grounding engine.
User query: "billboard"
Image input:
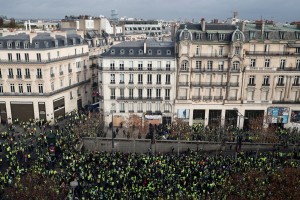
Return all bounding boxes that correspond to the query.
[267,107,289,124]
[177,109,190,119]
[291,110,300,123]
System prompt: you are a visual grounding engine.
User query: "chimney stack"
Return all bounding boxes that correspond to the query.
[201,18,206,32]
[143,39,147,54]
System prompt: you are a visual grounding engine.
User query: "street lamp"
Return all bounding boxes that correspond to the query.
[70,180,78,199]
[111,103,116,153]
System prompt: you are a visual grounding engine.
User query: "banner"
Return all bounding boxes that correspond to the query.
[291,110,300,123]
[267,107,289,124]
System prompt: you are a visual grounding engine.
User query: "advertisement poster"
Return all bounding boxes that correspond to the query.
[291,110,300,123]
[177,109,190,119]
[267,107,289,124]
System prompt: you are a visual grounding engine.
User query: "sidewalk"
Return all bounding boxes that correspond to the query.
[105,126,145,139]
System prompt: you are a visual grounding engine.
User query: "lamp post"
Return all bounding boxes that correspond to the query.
[111,103,116,153]
[70,180,78,200]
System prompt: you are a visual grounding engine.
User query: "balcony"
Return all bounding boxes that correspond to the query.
[228,97,238,100]
[36,75,43,79]
[192,96,202,100]
[25,75,31,79]
[245,51,290,56]
[292,83,300,87]
[165,82,171,85]
[276,83,285,87]
[117,97,163,101]
[191,68,225,73]
[203,96,212,100]
[0,53,89,64]
[147,82,152,85]
[178,82,189,86]
[91,64,98,68]
[248,83,256,87]
[101,67,175,72]
[191,82,227,87]
[277,67,300,71]
[156,82,161,85]
[8,75,14,79]
[178,96,187,100]
[110,96,115,99]
[194,53,228,58]
[50,74,55,78]
[272,100,300,104]
[214,96,223,100]
[138,82,143,85]
[16,75,22,79]
[230,68,240,73]
[68,69,72,73]
[229,82,239,87]
[128,81,134,84]
[165,97,170,100]
[110,81,115,84]
[262,83,270,87]
[119,81,125,84]
[179,68,189,72]
[245,66,277,71]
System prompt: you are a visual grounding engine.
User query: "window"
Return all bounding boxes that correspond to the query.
[164,104,171,112]
[147,61,152,70]
[110,74,115,84]
[138,74,143,84]
[36,53,41,62]
[218,61,224,71]
[181,60,189,70]
[264,32,269,39]
[165,89,170,100]
[0,69,2,78]
[129,89,134,99]
[10,84,15,92]
[195,46,200,56]
[60,80,63,87]
[250,31,256,40]
[8,53,12,61]
[296,32,300,40]
[120,103,125,112]
[25,53,29,62]
[120,61,124,70]
[110,49,115,54]
[138,89,143,98]
[69,78,72,86]
[51,82,54,91]
[219,46,224,56]
[296,48,300,54]
[129,49,134,55]
[38,84,43,93]
[155,103,160,111]
[8,68,13,78]
[129,61,133,70]
[195,33,201,40]
[219,34,225,41]
[297,60,300,69]
[235,47,240,55]
[146,103,151,112]
[263,76,270,86]
[264,59,270,68]
[196,61,202,69]
[157,50,161,55]
[250,59,256,68]
[280,59,286,69]
[7,42,12,49]
[157,61,161,70]
[148,49,152,55]
[17,68,22,78]
[294,76,300,85]
[279,32,285,40]
[110,61,115,70]
[50,67,54,78]
[27,84,31,93]
[0,84,3,93]
[24,42,29,49]
[128,103,134,112]
[207,61,213,70]
[249,75,255,85]
[37,68,42,78]
[16,53,21,61]
[120,88,124,98]
[236,33,241,40]
[77,75,79,83]
[139,49,143,55]
[70,91,73,100]
[264,44,269,52]
[156,89,161,98]
[157,74,161,84]
[166,50,171,55]
[129,74,134,84]
[278,76,284,85]
[111,88,115,99]
[232,61,239,70]
[147,89,152,99]
[166,61,171,71]
[208,33,213,40]
[166,74,171,84]
[137,103,143,112]
[147,74,152,84]
[120,74,124,84]
[138,61,143,70]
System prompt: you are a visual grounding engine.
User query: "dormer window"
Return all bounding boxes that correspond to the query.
[184,32,189,39]
[279,32,285,40]
[157,50,161,55]
[208,34,213,40]
[296,32,300,40]
[44,41,49,48]
[166,50,171,55]
[264,32,269,39]
[7,42,12,49]
[250,31,256,40]
[80,38,83,44]
[195,33,201,40]
[219,34,225,41]
[34,42,39,48]
[110,49,115,54]
[236,33,241,40]
[54,40,58,48]
[120,49,125,54]
[24,42,29,49]
[148,49,152,55]
[72,38,76,45]
[64,39,68,46]
[0,41,3,48]
[139,49,143,55]
[129,49,134,55]
[15,42,20,49]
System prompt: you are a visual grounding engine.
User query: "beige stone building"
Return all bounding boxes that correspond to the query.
[175,20,300,129]
[0,32,91,124]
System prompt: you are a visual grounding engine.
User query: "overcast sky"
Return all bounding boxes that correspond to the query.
[1,0,299,22]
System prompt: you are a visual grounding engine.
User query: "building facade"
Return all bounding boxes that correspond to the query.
[175,20,300,129]
[0,32,91,124]
[100,39,176,127]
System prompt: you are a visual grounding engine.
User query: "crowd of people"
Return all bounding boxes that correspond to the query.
[0,111,299,199]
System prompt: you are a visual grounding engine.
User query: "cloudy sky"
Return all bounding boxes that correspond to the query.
[1,0,299,22]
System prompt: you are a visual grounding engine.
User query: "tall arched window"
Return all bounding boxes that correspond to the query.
[181,60,189,70]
